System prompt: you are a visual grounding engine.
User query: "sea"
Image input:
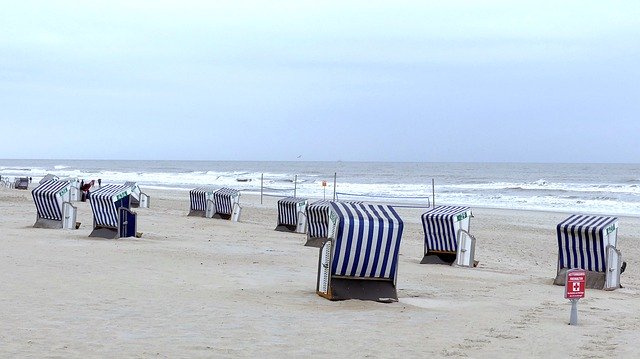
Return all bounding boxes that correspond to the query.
[1,159,638,217]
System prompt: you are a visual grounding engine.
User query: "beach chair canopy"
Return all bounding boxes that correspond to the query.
[557,214,618,273]
[422,206,471,253]
[31,179,70,221]
[39,174,59,184]
[328,202,403,281]
[89,184,135,228]
[307,200,363,238]
[123,181,142,199]
[213,187,239,215]
[277,197,307,226]
[190,187,215,211]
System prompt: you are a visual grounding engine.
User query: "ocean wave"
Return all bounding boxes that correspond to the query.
[2,160,639,216]
[443,181,640,195]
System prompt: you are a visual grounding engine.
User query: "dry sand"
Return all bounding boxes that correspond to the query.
[1,187,639,358]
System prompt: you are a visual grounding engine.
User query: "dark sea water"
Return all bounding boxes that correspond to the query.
[1,159,638,216]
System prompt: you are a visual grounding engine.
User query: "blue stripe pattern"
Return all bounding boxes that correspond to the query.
[421,206,471,252]
[329,202,404,281]
[190,187,215,211]
[31,179,70,221]
[89,184,132,227]
[214,187,239,215]
[277,197,307,226]
[307,200,363,238]
[557,214,618,272]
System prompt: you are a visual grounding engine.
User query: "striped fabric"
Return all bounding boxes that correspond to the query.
[89,184,132,228]
[557,214,618,273]
[190,187,215,211]
[31,179,70,221]
[421,206,471,252]
[277,197,307,226]
[307,200,332,238]
[214,187,239,215]
[307,200,363,238]
[329,202,404,280]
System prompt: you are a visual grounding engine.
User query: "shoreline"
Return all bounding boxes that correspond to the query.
[2,186,639,357]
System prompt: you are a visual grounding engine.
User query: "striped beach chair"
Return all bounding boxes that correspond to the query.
[554,214,622,290]
[15,177,29,190]
[275,197,308,233]
[88,183,140,239]
[31,179,78,229]
[188,187,215,217]
[305,200,363,247]
[421,206,476,267]
[188,187,241,221]
[212,187,241,220]
[316,202,404,301]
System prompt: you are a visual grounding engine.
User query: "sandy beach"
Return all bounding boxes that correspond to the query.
[1,187,639,358]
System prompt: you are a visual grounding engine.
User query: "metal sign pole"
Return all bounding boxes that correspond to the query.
[569,299,578,325]
[294,175,297,198]
[322,180,327,200]
[260,173,264,205]
[432,179,435,207]
[333,172,337,201]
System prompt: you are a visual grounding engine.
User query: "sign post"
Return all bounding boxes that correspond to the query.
[322,180,327,200]
[565,269,586,325]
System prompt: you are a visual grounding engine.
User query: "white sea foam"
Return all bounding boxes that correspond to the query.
[1,160,638,216]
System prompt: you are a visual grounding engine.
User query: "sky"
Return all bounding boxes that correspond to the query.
[0,0,638,163]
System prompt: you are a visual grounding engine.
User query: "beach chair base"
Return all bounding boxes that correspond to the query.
[318,278,398,302]
[421,252,457,265]
[33,218,63,229]
[274,224,297,232]
[187,210,206,217]
[212,213,232,220]
[305,237,326,248]
[421,252,479,267]
[89,227,119,239]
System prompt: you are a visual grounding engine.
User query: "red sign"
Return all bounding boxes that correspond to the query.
[322,181,327,187]
[565,269,586,299]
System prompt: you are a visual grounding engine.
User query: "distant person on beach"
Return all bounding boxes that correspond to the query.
[80,180,94,201]
[29,177,32,183]
[98,178,101,188]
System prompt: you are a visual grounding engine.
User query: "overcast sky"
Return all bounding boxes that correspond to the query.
[1,1,638,162]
